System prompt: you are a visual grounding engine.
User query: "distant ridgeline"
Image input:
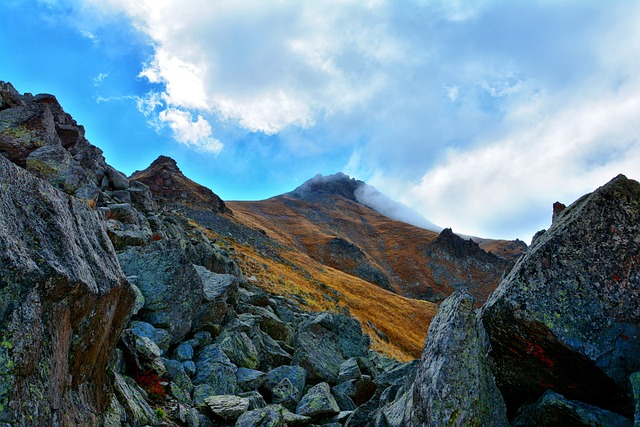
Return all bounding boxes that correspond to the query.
[1,81,638,426]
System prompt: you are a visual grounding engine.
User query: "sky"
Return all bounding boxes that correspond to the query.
[1,0,639,242]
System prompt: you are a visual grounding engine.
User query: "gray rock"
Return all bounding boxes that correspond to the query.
[130,283,145,316]
[281,407,311,426]
[410,291,508,427]
[193,344,237,395]
[247,305,294,344]
[237,367,267,391]
[0,154,134,425]
[204,395,249,421]
[164,358,193,394]
[127,320,172,354]
[183,360,197,378]
[196,266,239,302]
[296,382,340,418]
[105,164,129,190]
[271,378,301,411]
[338,358,363,383]
[265,365,307,396]
[112,373,159,426]
[239,390,268,410]
[119,242,204,344]
[236,404,286,427]
[218,331,260,369]
[174,342,195,361]
[292,312,369,383]
[122,331,166,376]
[254,330,293,371]
[332,379,377,407]
[482,175,640,417]
[512,390,633,427]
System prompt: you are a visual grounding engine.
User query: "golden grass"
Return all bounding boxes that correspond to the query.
[198,219,436,361]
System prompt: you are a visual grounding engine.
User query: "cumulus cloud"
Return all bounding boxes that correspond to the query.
[85,0,405,134]
[158,108,222,153]
[80,0,640,240]
[404,76,640,240]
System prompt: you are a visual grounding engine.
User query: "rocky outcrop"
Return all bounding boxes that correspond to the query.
[0,153,134,425]
[130,155,230,213]
[512,390,633,427]
[409,291,508,426]
[425,228,511,304]
[482,175,640,418]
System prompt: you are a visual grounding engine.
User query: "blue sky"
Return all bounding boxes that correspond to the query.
[2,0,639,242]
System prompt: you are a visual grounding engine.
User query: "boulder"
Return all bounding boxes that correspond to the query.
[237,367,267,391]
[271,377,300,411]
[338,358,363,383]
[265,365,307,396]
[410,291,508,426]
[482,175,640,417]
[119,242,204,344]
[296,382,340,418]
[204,395,249,421]
[218,331,260,369]
[512,390,633,427]
[0,154,134,425]
[292,312,369,383]
[236,404,286,427]
[126,320,171,354]
[193,344,237,396]
[111,373,159,426]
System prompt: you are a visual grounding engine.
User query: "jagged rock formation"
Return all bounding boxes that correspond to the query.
[0,150,134,424]
[130,155,230,214]
[409,291,508,426]
[482,175,640,418]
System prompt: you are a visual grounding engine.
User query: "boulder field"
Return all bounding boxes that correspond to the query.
[1,81,638,426]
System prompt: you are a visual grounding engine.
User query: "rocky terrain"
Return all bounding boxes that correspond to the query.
[1,80,638,426]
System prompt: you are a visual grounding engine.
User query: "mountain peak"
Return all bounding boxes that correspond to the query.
[288,172,365,201]
[148,155,180,173]
[130,155,230,213]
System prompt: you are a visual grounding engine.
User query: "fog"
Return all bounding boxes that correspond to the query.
[354,183,442,232]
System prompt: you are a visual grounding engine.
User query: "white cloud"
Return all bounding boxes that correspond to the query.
[158,108,222,153]
[81,0,640,240]
[85,0,405,134]
[93,72,108,86]
[404,77,640,240]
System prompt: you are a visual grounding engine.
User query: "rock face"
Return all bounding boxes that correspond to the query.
[409,291,509,426]
[0,154,134,425]
[482,175,640,417]
[129,155,230,213]
[426,228,511,304]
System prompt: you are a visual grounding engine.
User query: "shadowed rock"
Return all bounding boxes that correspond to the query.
[0,154,134,425]
[409,291,508,426]
[482,175,640,417]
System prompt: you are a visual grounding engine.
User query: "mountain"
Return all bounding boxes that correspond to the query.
[3,81,637,426]
[130,155,229,214]
[227,172,525,305]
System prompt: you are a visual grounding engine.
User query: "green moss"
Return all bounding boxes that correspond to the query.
[0,335,15,413]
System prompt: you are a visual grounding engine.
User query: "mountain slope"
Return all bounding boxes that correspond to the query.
[227,173,525,305]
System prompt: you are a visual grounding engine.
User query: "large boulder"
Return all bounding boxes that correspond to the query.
[292,312,369,383]
[512,390,633,427]
[0,154,135,425]
[118,242,204,344]
[410,291,508,426]
[482,175,640,417]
